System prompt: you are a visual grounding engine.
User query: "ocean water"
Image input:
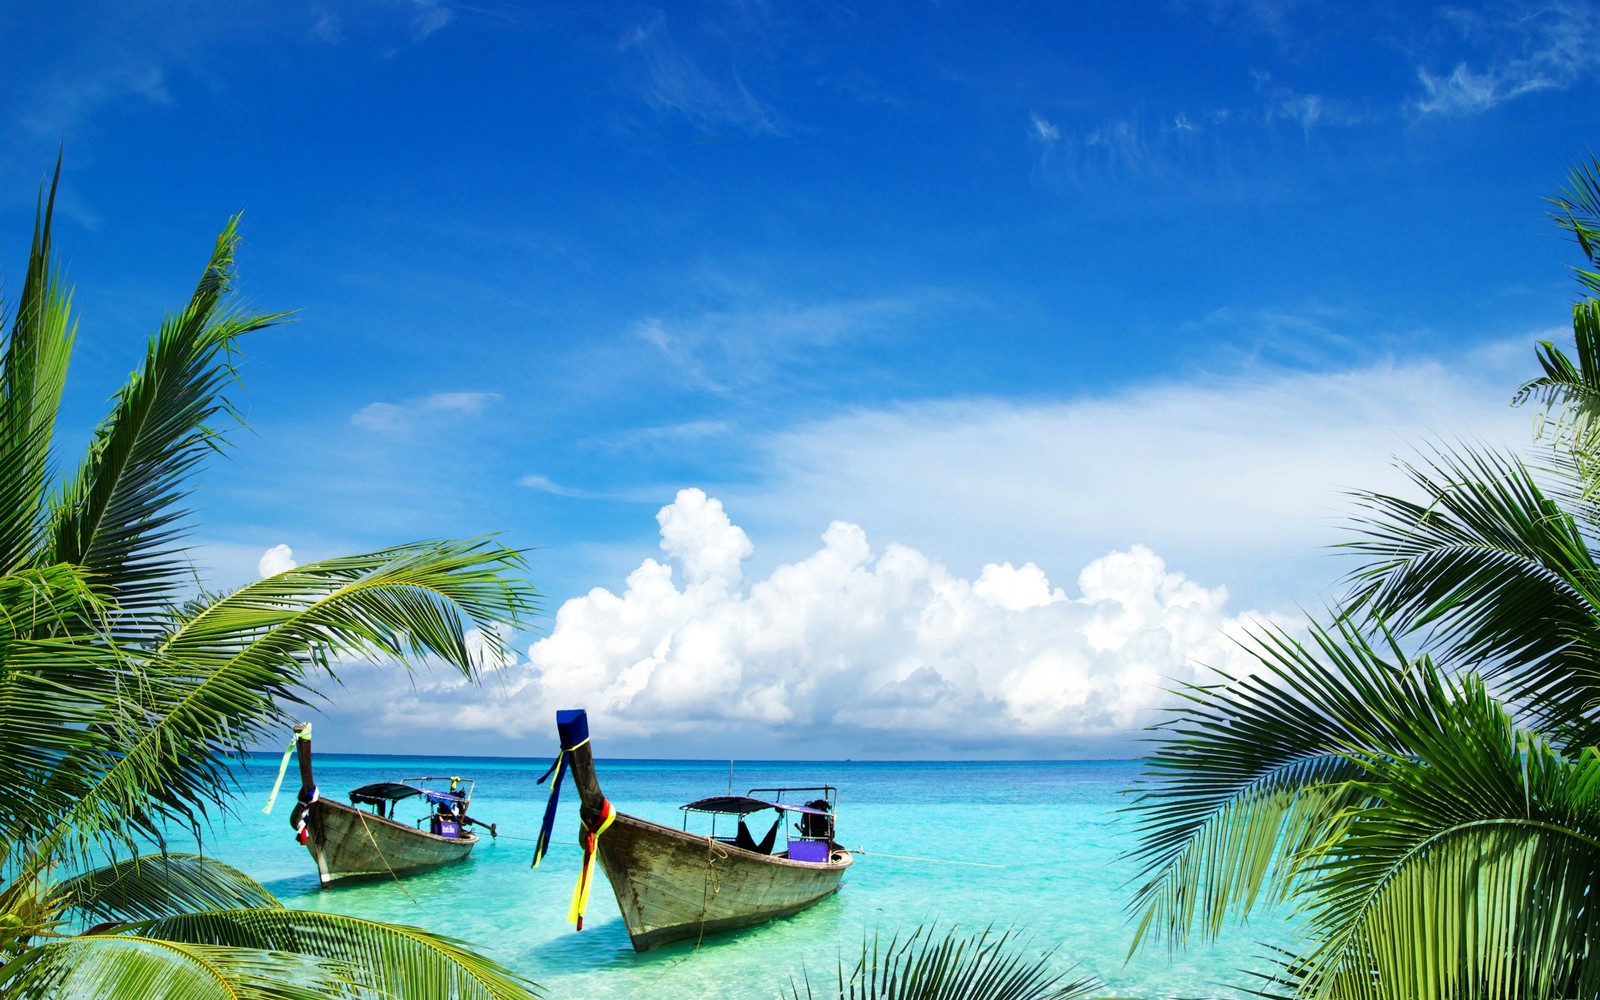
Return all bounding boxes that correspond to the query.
[178,754,1296,999]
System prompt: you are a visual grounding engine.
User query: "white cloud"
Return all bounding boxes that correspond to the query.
[620,13,781,136]
[358,489,1272,756]
[730,339,1539,612]
[1415,2,1600,116]
[630,297,919,394]
[351,390,500,432]
[320,340,1545,756]
[1030,112,1060,144]
[405,0,454,44]
[258,544,297,577]
[1416,62,1552,115]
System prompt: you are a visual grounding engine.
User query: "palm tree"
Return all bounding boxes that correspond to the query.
[1125,162,1600,999]
[0,164,542,998]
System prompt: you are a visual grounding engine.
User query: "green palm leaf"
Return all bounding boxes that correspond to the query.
[0,158,76,576]
[1297,672,1600,999]
[0,161,544,1000]
[46,854,281,926]
[788,924,1097,1000]
[1546,153,1600,297]
[1512,300,1600,459]
[22,540,533,877]
[0,935,351,1000]
[1125,617,1417,952]
[0,567,129,869]
[47,216,287,632]
[1340,445,1600,743]
[123,908,541,1000]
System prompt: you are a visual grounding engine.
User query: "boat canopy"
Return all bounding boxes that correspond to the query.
[680,795,828,816]
[349,782,465,807]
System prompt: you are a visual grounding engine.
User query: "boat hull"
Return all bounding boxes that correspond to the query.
[595,811,851,951]
[304,798,477,886]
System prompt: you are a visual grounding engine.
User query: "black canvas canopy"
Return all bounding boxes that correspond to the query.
[681,795,828,816]
[349,782,464,807]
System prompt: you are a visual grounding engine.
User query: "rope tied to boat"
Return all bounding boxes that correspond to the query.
[531,734,590,868]
[261,723,312,816]
[569,797,615,931]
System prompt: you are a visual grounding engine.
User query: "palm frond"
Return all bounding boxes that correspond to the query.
[1125,616,1417,952]
[21,540,534,879]
[0,157,76,574]
[0,934,351,1000]
[1296,673,1600,999]
[47,216,288,631]
[788,923,1097,1000]
[122,908,541,1000]
[46,853,281,926]
[1339,444,1600,741]
[1546,153,1600,297]
[0,566,127,870]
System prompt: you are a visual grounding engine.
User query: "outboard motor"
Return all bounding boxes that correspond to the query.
[798,798,834,840]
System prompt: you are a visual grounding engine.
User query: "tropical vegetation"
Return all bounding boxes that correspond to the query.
[1125,156,1600,998]
[785,924,1099,1000]
[0,164,542,998]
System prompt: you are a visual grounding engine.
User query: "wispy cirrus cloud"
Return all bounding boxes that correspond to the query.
[619,12,781,136]
[518,474,626,501]
[1029,112,1061,145]
[351,390,500,432]
[1414,2,1600,116]
[631,296,921,394]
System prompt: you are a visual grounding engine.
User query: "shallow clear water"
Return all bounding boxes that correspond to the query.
[181,754,1296,999]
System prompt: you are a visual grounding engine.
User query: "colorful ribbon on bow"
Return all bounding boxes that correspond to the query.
[569,798,615,930]
[262,724,312,815]
[532,734,588,867]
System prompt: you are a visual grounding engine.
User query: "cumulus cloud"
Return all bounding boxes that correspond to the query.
[258,543,297,577]
[362,488,1271,756]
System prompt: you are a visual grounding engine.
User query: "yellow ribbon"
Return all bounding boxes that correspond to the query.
[262,724,311,816]
[569,798,615,930]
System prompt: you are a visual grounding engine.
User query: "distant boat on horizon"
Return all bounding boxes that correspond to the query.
[540,709,852,951]
[286,721,496,886]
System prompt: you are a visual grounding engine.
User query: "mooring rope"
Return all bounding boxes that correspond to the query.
[355,810,419,905]
[850,846,1005,869]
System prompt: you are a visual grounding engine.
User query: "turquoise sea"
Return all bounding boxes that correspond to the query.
[187,754,1296,998]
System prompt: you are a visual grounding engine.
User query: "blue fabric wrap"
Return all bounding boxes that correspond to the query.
[532,709,590,868]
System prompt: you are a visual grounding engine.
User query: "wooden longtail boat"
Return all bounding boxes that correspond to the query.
[285,722,492,886]
[544,709,852,951]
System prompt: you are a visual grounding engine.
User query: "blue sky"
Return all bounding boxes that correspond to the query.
[7,0,1600,756]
